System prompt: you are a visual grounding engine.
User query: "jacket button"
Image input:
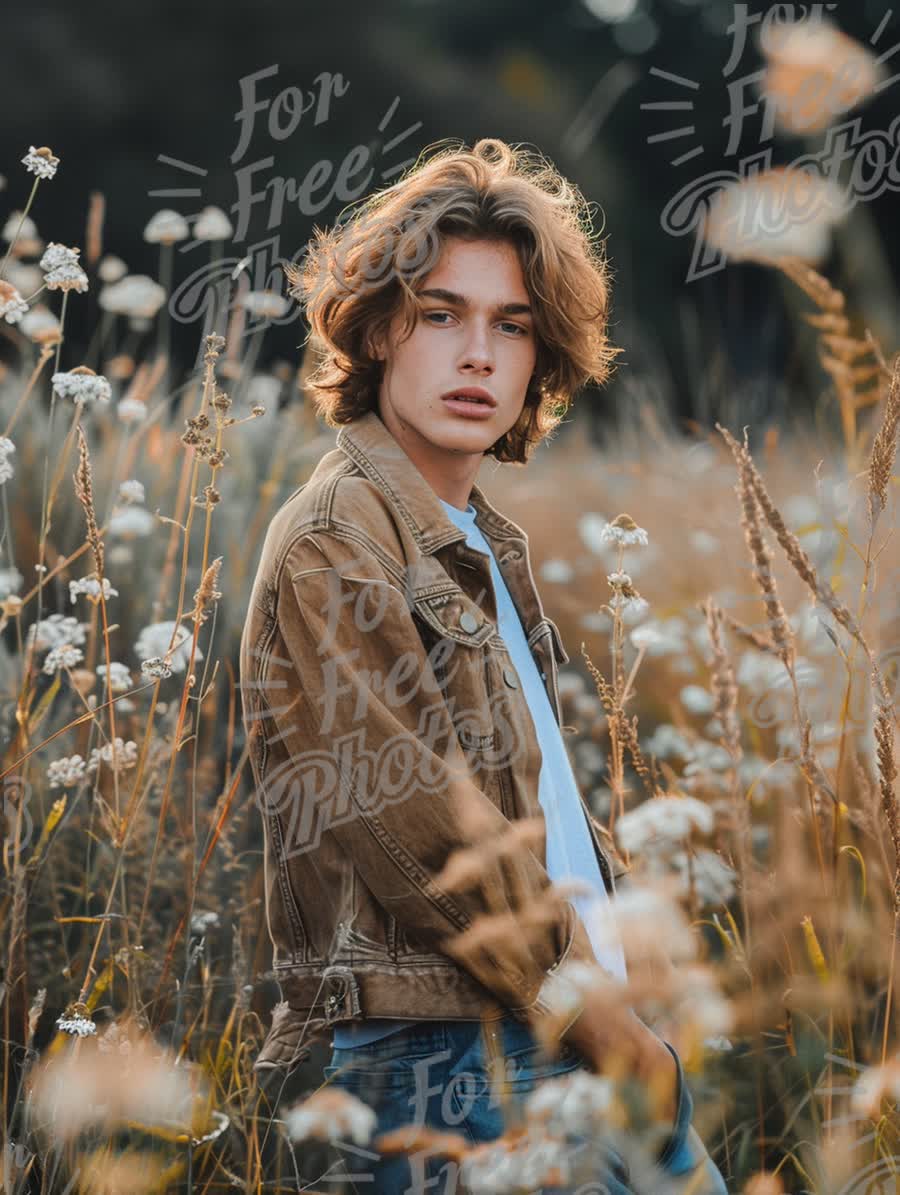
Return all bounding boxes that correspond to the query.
[459,611,479,634]
[503,666,519,689]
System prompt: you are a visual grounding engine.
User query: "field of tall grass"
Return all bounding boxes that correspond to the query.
[0,145,899,1194]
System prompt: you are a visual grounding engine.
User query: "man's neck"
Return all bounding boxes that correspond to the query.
[375,410,482,511]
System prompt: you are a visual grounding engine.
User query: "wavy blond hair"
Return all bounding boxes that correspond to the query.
[285,137,621,463]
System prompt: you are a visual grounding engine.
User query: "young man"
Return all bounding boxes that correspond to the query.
[240,138,728,1193]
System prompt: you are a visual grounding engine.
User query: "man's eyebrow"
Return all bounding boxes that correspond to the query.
[416,287,533,317]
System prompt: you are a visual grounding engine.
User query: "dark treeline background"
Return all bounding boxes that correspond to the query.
[2,0,898,438]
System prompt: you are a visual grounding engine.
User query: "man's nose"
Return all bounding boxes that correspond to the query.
[460,323,494,371]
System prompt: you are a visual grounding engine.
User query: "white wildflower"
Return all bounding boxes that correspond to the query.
[525,1068,615,1139]
[99,275,166,319]
[28,1032,204,1141]
[143,209,189,244]
[679,685,716,715]
[630,617,689,657]
[5,262,43,296]
[86,737,138,774]
[26,614,89,651]
[39,243,81,273]
[135,621,201,674]
[247,374,281,407]
[540,558,574,584]
[689,530,719,555]
[0,281,28,324]
[2,211,38,242]
[537,960,608,1021]
[43,644,84,674]
[668,963,734,1038]
[0,565,23,595]
[55,1011,97,1037]
[851,1058,900,1118]
[642,723,693,761]
[141,657,173,679]
[96,1021,133,1056]
[19,306,61,342]
[671,847,737,906]
[614,795,714,856]
[193,206,233,240]
[683,739,733,774]
[69,576,118,604]
[783,494,819,527]
[108,505,155,537]
[704,716,725,739]
[117,479,145,504]
[607,570,632,588]
[0,437,16,485]
[578,512,613,556]
[284,1087,376,1147]
[740,755,796,800]
[460,1133,573,1194]
[96,662,131,692]
[587,882,698,965]
[47,754,87,789]
[190,910,221,936]
[22,145,59,179]
[116,396,148,424]
[97,255,127,283]
[597,513,649,548]
[240,289,289,319]
[44,262,88,293]
[608,593,649,621]
[52,368,111,405]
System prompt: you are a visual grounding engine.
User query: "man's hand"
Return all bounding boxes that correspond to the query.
[563,1004,679,1127]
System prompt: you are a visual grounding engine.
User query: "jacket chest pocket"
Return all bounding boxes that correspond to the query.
[528,616,569,726]
[411,588,520,816]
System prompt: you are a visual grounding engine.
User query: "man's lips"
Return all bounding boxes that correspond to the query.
[440,387,497,408]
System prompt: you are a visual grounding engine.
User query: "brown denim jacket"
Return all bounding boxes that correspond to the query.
[239,409,628,1074]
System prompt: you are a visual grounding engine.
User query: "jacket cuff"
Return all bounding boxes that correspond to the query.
[654,1041,695,1172]
[518,903,592,1030]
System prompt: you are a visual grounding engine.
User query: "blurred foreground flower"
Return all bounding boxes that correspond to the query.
[284,1086,376,1146]
[27,1024,209,1143]
[614,793,714,856]
[758,17,884,134]
[75,1147,169,1195]
[703,169,847,266]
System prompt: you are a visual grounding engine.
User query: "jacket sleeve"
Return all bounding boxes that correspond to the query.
[274,528,595,1018]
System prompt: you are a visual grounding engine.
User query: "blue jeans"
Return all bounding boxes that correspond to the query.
[322,1016,729,1194]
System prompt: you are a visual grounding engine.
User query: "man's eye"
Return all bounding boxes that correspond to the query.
[425,312,528,336]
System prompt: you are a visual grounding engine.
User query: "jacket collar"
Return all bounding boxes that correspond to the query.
[335,410,526,556]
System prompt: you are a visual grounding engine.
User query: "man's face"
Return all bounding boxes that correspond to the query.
[373,236,538,478]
